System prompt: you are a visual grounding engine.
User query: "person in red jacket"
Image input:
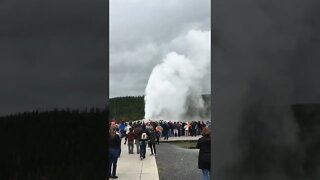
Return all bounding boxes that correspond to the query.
[127,128,135,154]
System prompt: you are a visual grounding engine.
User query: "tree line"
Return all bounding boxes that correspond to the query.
[109,95,211,122]
[0,108,108,180]
[109,96,145,121]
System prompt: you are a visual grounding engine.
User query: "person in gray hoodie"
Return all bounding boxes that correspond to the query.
[138,123,149,160]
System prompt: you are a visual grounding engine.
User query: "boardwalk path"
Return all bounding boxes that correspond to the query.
[114,136,199,180]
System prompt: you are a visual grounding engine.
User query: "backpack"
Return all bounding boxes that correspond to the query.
[141,132,148,140]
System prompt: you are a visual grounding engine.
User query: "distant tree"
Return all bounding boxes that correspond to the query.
[109,95,211,122]
[0,108,108,180]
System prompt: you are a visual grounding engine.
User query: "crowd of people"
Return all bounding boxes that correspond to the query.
[122,119,210,139]
[108,119,211,180]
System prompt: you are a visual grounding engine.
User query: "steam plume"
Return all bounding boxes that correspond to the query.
[144,30,210,121]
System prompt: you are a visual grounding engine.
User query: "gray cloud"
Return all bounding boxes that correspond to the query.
[110,0,211,97]
[0,0,107,116]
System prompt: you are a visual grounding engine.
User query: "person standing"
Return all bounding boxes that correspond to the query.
[197,121,202,135]
[148,127,157,156]
[196,127,211,180]
[160,122,165,139]
[169,121,174,137]
[184,122,189,137]
[119,120,126,133]
[138,124,149,160]
[192,122,197,137]
[119,120,126,138]
[182,121,186,136]
[163,122,169,140]
[108,127,121,179]
[133,124,142,154]
[173,122,179,137]
[124,122,132,144]
[155,129,161,145]
[127,128,134,154]
[189,122,194,136]
[155,125,162,145]
[114,124,122,157]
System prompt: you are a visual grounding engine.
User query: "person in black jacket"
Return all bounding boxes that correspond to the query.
[148,127,157,156]
[196,127,211,180]
[108,126,121,179]
[133,124,142,154]
[162,122,170,140]
[138,123,149,160]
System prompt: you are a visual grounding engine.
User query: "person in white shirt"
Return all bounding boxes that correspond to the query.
[184,122,189,136]
[124,122,132,144]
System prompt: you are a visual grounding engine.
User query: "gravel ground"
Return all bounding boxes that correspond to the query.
[155,142,202,180]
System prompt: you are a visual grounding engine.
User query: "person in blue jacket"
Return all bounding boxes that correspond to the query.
[108,126,121,179]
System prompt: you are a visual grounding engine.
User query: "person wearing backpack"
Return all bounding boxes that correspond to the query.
[138,124,149,160]
[148,127,157,156]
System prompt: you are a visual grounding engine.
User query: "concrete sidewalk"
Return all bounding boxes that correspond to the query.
[114,140,159,180]
[114,136,199,180]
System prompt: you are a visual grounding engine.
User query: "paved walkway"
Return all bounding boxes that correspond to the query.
[114,136,199,180]
[114,140,159,180]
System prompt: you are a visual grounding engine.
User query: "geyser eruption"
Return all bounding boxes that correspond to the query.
[144,30,210,121]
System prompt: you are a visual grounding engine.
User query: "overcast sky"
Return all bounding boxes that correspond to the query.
[0,0,107,116]
[110,0,211,98]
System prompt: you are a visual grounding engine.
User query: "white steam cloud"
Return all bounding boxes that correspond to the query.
[144,29,211,121]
